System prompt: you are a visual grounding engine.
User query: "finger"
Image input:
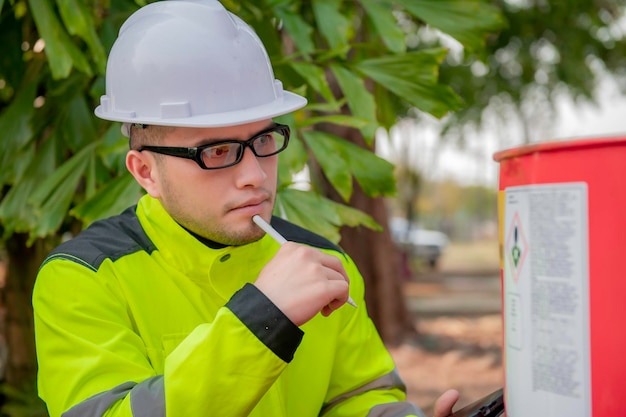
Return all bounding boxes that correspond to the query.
[319,254,349,282]
[323,268,350,286]
[433,389,460,417]
[327,297,346,311]
[320,259,350,287]
[287,245,350,285]
[321,298,345,317]
[320,282,349,317]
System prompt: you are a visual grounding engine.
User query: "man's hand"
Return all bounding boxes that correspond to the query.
[254,242,350,326]
[434,389,460,417]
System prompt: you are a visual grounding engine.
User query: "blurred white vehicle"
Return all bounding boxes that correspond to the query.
[389,217,449,267]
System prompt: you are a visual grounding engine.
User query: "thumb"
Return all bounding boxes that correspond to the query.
[433,389,460,417]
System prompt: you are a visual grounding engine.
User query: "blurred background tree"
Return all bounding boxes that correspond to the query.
[442,0,626,145]
[388,0,626,254]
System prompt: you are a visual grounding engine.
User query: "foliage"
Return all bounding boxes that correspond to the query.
[390,0,626,233]
[437,0,626,143]
[0,382,48,417]
[0,0,140,246]
[0,0,503,245]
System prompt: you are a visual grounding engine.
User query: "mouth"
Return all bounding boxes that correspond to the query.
[228,196,270,215]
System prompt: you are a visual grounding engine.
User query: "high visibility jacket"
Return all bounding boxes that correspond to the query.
[34,195,424,417]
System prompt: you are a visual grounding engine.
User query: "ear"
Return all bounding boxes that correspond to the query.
[126,150,162,198]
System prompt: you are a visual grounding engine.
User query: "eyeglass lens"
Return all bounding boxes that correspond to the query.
[199,128,287,169]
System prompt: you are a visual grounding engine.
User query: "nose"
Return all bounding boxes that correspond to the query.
[233,146,268,188]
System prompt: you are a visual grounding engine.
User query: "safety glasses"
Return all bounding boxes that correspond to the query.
[137,123,290,170]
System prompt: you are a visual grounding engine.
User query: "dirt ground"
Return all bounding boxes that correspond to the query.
[391,240,504,416]
[389,314,504,416]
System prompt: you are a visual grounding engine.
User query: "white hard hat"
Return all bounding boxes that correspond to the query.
[95,0,307,136]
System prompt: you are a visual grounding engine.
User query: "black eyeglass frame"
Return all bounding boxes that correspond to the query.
[136,123,290,170]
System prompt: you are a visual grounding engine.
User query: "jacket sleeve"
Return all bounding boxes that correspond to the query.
[33,259,302,417]
[319,255,427,417]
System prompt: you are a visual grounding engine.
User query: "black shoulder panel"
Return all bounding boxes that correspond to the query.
[42,206,155,272]
[270,216,344,254]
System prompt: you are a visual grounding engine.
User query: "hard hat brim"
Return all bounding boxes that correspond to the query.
[98,91,307,137]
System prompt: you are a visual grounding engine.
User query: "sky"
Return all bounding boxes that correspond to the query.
[377,80,626,188]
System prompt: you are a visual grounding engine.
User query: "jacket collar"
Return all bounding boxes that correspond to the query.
[135,195,279,300]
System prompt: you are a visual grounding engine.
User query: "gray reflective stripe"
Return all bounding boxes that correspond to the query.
[62,376,164,417]
[320,369,408,416]
[130,376,165,417]
[367,402,426,417]
[63,381,134,417]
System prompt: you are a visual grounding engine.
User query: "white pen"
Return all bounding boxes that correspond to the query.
[252,215,358,308]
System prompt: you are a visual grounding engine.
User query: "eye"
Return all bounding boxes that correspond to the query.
[256,133,275,147]
[207,144,232,158]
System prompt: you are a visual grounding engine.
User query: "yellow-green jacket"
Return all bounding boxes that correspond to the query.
[34,195,424,417]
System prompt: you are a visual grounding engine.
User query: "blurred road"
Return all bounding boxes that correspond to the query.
[404,272,502,317]
[394,270,504,415]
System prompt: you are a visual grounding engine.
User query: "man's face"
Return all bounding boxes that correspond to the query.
[150,119,279,245]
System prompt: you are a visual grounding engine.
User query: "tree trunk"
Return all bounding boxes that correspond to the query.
[3,234,51,386]
[318,126,418,346]
[340,191,418,346]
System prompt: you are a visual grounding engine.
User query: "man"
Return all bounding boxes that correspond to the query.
[33,0,460,416]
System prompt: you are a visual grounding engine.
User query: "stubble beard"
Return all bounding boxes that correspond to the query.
[160,193,270,246]
[169,206,267,246]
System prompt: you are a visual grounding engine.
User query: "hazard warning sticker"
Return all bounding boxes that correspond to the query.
[505,211,528,283]
[503,182,590,417]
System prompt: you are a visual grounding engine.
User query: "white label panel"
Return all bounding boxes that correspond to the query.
[504,183,590,417]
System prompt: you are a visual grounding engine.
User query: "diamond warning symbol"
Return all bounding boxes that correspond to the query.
[506,211,528,283]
